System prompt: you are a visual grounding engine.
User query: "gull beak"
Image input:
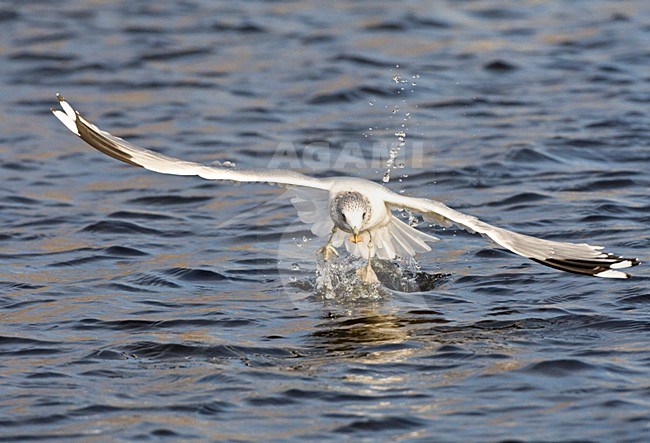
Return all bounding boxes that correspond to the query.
[351,227,361,244]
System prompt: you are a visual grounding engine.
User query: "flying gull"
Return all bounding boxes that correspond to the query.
[51,94,639,283]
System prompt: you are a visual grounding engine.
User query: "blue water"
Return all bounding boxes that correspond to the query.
[1,1,649,441]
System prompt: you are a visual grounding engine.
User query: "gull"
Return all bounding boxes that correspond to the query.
[51,94,639,283]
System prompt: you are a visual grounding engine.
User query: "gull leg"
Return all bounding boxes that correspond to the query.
[317,227,339,261]
[357,233,379,284]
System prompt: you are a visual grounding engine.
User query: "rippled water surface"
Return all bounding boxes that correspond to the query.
[1,1,649,441]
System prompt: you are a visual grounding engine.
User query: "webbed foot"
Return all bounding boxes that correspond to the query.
[317,244,339,261]
[356,263,379,284]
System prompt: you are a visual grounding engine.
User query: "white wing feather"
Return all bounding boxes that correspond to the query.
[52,94,332,191]
[383,193,639,278]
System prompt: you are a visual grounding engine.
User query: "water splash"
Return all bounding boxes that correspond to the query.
[315,255,388,301]
[211,160,236,167]
[382,129,407,183]
[314,254,448,301]
[382,70,419,183]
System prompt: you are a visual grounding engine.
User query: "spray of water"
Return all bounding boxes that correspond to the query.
[381,68,420,184]
[312,253,448,302]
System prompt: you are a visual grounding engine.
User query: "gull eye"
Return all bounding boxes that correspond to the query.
[362,212,367,219]
[341,213,346,221]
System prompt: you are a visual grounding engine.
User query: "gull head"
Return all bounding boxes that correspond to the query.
[331,191,372,243]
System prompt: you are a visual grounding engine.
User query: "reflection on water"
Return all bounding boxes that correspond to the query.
[311,311,448,350]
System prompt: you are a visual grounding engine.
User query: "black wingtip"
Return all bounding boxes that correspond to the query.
[531,255,639,279]
[74,117,143,168]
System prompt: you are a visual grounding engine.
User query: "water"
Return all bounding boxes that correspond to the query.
[1,1,649,441]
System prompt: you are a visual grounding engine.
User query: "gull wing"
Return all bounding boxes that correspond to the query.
[384,193,640,279]
[51,94,332,191]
